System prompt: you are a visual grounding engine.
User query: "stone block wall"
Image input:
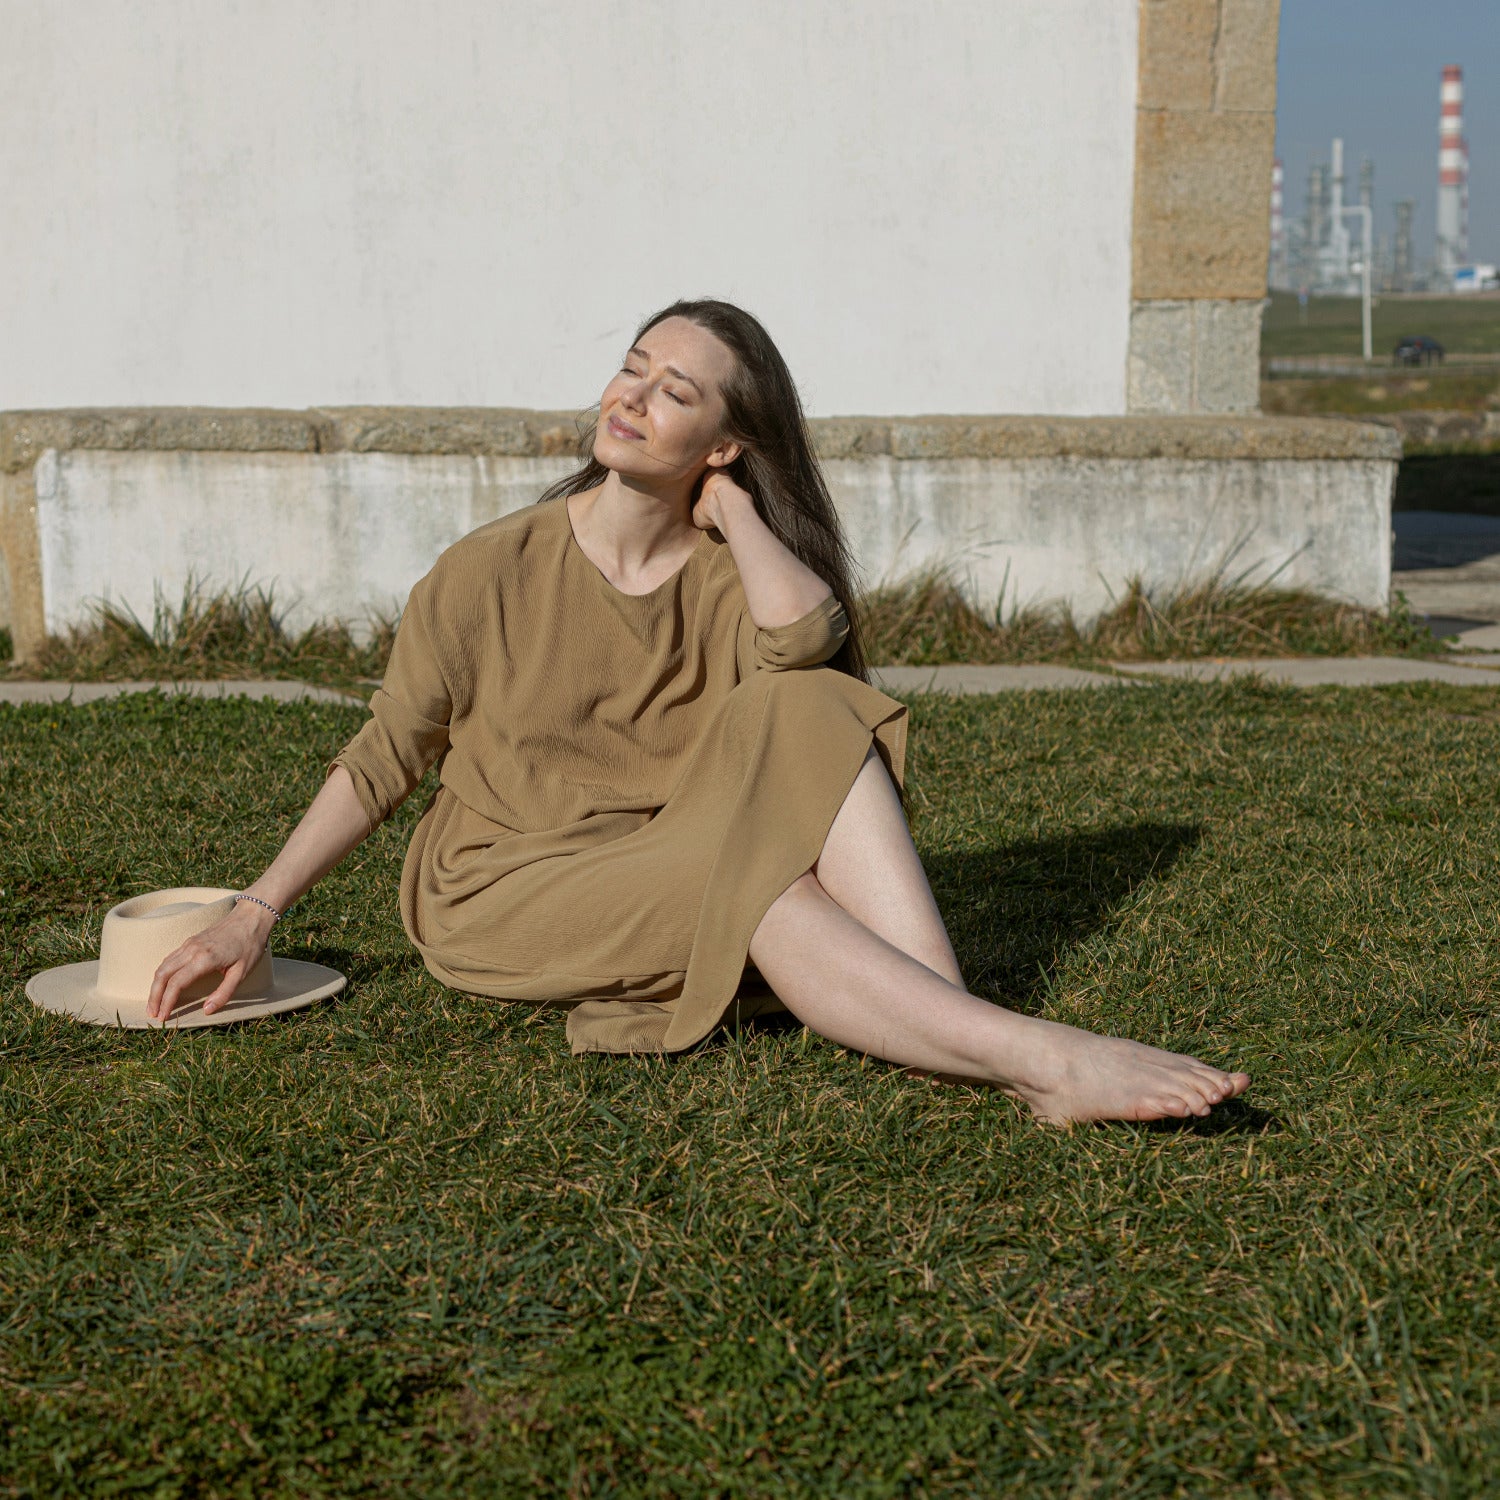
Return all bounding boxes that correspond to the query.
[1127,0,1281,414]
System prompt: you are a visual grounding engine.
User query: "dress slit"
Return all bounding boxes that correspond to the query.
[563,666,908,1054]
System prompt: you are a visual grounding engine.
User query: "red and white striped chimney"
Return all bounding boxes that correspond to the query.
[1436,65,1468,277]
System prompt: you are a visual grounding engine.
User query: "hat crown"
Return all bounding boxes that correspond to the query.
[96,887,275,1001]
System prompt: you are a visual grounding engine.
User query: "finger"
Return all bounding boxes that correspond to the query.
[201,961,246,1017]
[148,947,196,1019]
[156,954,218,1025]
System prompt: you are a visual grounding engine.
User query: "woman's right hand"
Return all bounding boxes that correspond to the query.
[143,764,374,1023]
[148,902,275,1023]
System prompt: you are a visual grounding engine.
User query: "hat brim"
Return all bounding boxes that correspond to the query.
[25,959,346,1029]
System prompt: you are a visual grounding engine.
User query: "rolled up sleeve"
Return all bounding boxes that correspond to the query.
[327,572,453,833]
[736,593,851,676]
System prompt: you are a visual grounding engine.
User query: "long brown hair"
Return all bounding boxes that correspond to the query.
[538,298,871,684]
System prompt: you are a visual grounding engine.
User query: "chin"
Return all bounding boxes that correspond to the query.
[594,431,640,472]
[594,432,675,483]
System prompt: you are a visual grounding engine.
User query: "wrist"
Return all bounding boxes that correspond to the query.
[233,893,282,936]
[713,486,757,537]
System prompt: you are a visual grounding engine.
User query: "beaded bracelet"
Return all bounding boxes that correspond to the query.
[234,892,283,923]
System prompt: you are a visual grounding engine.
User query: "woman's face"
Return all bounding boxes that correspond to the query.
[593,316,742,484]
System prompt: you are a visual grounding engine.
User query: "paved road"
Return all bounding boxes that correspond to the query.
[0,679,366,706]
[869,664,1127,692]
[1109,656,1500,686]
[6,661,1500,706]
[870,658,1500,691]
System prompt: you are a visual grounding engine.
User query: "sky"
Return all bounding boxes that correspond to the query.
[1276,0,1498,268]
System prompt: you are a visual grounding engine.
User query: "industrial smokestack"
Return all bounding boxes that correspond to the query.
[1326,138,1351,288]
[1436,65,1468,281]
[1394,200,1415,292]
[1306,163,1327,262]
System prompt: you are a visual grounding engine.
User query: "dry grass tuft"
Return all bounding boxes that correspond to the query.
[856,557,1439,665]
[1,559,1438,683]
[2,574,398,686]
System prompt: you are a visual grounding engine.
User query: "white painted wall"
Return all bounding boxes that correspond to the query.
[1,1,1139,417]
[32,451,577,638]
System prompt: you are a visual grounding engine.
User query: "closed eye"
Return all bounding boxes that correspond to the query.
[621,364,687,404]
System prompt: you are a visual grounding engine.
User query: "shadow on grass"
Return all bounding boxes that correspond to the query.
[735,820,1201,1030]
[1141,1099,1281,1137]
[297,945,422,988]
[928,821,1203,1010]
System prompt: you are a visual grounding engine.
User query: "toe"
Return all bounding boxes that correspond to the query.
[1189,1065,1248,1103]
[1187,1062,1230,1089]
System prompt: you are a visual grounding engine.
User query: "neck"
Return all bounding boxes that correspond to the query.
[578,468,699,570]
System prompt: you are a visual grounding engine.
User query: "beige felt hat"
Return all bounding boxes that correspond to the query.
[26,886,346,1029]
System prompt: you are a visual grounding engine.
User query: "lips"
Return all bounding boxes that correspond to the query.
[607,413,643,440]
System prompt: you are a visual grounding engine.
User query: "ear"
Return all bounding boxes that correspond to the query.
[704,437,743,469]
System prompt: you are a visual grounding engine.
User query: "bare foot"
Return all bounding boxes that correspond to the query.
[1001,1015,1250,1124]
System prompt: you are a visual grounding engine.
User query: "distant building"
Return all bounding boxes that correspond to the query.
[1453,265,1499,294]
[1275,63,1483,297]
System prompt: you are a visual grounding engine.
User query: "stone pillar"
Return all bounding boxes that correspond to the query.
[1127,0,1280,414]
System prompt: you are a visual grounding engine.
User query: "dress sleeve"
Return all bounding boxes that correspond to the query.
[326,568,454,834]
[735,593,851,676]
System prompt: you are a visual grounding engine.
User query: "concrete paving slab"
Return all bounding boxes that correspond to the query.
[1424,617,1500,645]
[0,679,366,707]
[6,661,1496,706]
[1112,657,1500,686]
[1442,653,1500,671]
[1394,512,1500,626]
[1396,570,1500,621]
[1439,622,1500,649]
[869,664,1131,694]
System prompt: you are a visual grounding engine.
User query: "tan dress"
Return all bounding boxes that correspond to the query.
[328,493,909,1054]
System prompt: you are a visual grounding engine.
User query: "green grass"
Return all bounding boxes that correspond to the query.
[1256,360,1500,512]
[1261,367,1500,416]
[4,682,1500,1494]
[1262,290,1500,359]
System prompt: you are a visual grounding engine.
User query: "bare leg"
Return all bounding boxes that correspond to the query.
[812,745,965,986]
[748,746,1251,1124]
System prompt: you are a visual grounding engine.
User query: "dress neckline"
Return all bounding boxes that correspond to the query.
[563,493,708,601]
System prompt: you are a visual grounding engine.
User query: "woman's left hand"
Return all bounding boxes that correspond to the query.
[692,470,752,532]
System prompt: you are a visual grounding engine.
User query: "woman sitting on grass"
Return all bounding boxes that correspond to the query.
[146,297,1250,1124]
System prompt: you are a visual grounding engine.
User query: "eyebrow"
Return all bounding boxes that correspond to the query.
[627,346,706,397]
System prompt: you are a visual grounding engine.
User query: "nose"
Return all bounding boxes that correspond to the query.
[620,373,649,412]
